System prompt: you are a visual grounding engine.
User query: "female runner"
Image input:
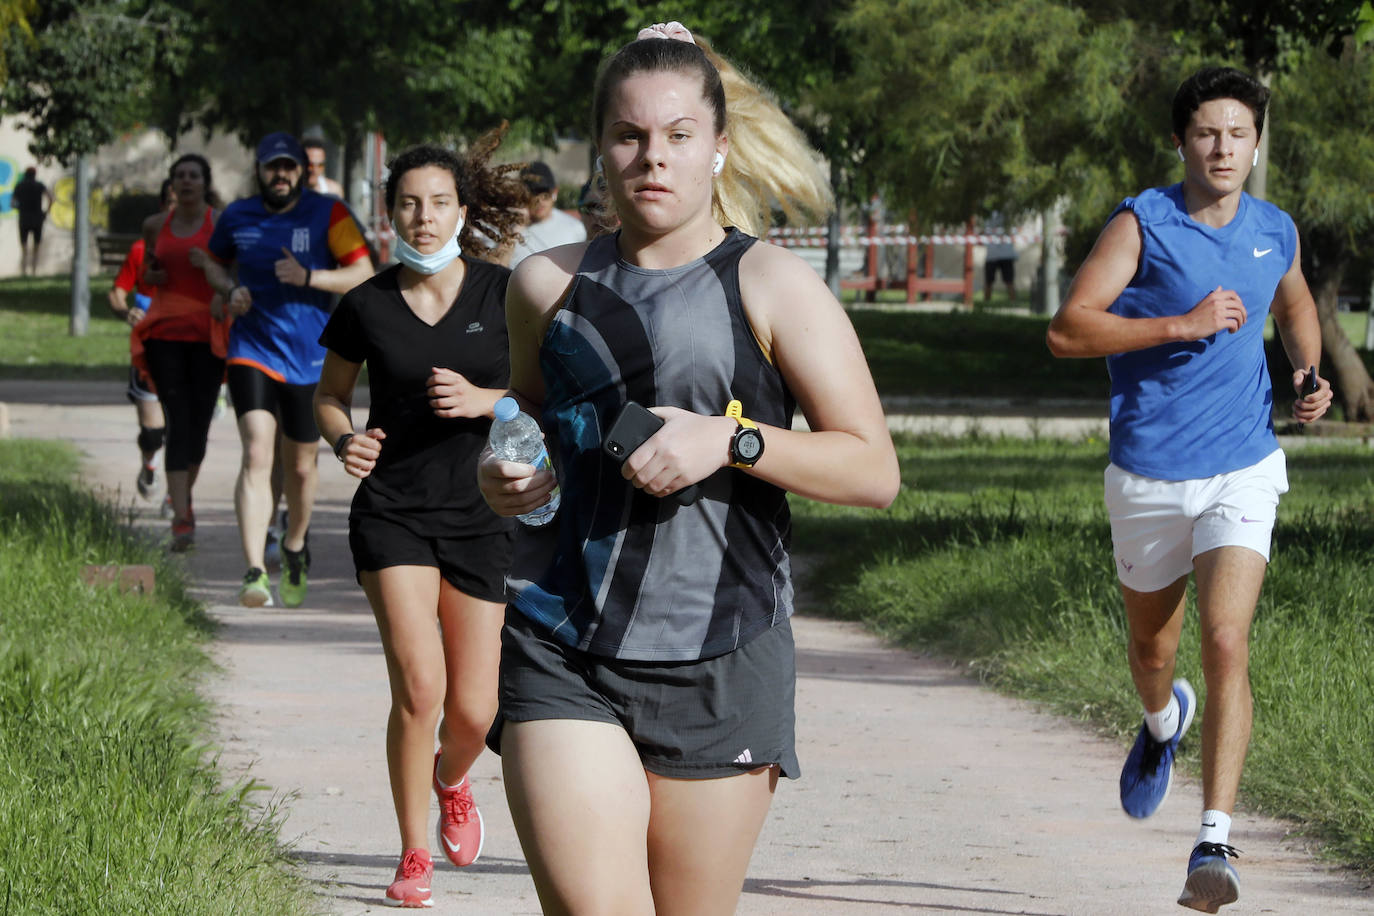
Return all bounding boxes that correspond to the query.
[314,131,526,908]
[136,154,226,551]
[479,23,900,915]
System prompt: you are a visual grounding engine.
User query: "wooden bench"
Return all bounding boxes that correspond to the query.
[95,232,141,271]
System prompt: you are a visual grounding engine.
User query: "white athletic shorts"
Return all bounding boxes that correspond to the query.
[1104,449,1289,593]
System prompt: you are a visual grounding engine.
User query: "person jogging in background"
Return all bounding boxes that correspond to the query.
[302,137,344,197]
[478,22,898,915]
[200,131,373,607]
[134,155,228,552]
[108,178,175,507]
[507,160,586,268]
[1046,66,1332,913]
[315,130,526,910]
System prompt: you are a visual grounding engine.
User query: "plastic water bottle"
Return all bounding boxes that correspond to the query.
[490,397,560,526]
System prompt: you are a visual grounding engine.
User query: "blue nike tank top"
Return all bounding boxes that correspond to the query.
[1106,185,1296,480]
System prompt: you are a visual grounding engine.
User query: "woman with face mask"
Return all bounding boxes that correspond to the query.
[313,128,527,909]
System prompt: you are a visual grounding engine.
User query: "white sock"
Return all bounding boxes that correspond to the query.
[146,451,162,470]
[1196,810,1232,847]
[1144,694,1180,742]
[435,764,466,791]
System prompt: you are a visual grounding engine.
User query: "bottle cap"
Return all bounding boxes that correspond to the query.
[493,397,518,422]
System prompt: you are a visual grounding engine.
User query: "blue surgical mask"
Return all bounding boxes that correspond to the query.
[394,215,464,274]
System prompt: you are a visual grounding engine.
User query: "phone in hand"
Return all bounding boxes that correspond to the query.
[603,401,699,506]
[1301,366,1319,397]
[1297,365,1318,430]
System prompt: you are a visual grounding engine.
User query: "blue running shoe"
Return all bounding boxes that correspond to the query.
[1177,842,1240,913]
[1119,678,1195,818]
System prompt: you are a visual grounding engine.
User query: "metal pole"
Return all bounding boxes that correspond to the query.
[69,154,90,337]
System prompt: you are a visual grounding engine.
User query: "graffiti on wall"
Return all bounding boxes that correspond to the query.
[1,152,150,230]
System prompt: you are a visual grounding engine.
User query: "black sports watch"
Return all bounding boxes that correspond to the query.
[725,399,764,469]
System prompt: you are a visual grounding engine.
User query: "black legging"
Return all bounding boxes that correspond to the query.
[142,339,224,472]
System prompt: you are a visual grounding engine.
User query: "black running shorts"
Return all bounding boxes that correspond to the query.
[226,363,319,443]
[348,514,513,603]
[488,609,800,779]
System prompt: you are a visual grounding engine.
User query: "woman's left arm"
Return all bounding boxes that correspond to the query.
[739,243,899,508]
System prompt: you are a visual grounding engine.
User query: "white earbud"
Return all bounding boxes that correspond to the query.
[1252,149,1259,167]
[1175,147,1185,163]
[711,152,726,176]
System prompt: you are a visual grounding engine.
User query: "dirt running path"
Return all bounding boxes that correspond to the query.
[4,381,1368,914]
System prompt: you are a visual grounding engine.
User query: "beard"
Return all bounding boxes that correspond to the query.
[258,171,304,211]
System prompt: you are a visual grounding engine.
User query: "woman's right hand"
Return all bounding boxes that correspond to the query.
[340,427,386,480]
[226,285,253,317]
[477,446,557,517]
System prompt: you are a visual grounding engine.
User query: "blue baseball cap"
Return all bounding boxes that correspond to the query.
[255,131,305,167]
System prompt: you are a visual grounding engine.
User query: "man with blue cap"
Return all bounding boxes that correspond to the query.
[200,131,374,608]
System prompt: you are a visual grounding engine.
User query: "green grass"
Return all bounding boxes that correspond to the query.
[0,275,130,380]
[792,434,1374,870]
[0,440,312,914]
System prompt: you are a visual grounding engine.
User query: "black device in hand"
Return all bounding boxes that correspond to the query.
[1301,365,1319,397]
[603,401,700,506]
[1297,365,1318,430]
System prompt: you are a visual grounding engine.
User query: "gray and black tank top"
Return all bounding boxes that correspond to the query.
[506,228,795,661]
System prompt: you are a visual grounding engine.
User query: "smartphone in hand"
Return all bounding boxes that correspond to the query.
[1301,366,1319,397]
[603,401,700,506]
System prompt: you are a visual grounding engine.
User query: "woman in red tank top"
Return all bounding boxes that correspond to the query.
[137,153,228,551]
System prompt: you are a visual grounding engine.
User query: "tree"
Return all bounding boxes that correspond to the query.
[1,0,188,335]
[0,0,35,80]
[1268,41,1374,419]
[823,0,1186,241]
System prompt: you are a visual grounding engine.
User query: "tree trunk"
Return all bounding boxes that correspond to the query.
[1038,203,1062,316]
[1311,259,1374,421]
[1248,71,1273,201]
[825,156,841,298]
[69,154,90,338]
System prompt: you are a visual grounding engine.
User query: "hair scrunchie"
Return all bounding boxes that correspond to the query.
[636,21,695,43]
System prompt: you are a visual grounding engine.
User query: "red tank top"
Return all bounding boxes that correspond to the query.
[146,207,216,341]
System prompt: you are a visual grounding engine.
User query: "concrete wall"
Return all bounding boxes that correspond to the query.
[0,118,253,278]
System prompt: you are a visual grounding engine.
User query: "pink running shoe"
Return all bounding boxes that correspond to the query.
[384,848,433,908]
[433,751,484,867]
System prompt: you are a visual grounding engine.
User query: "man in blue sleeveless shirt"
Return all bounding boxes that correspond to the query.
[1047,68,1331,912]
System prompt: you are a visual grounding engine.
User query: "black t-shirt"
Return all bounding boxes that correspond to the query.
[320,258,513,537]
[12,177,46,223]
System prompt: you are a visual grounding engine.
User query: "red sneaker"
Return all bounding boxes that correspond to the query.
[169,517,195,553]
[433,751,484,867]
[384,847,433,908]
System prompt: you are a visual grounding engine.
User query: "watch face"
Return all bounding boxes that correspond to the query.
[735,429,763,461]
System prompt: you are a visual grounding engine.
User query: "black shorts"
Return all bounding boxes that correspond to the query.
[19,219,43,245]
[488,610,800,780]
[984,257,1015,286]
[348,514,513,603]
[226,363,318,443]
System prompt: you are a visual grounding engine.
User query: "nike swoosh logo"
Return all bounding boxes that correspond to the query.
[1202,821,1217,828]
[1240,516,1265,523]
[1253,247,1272,258]
[443,836,462,853]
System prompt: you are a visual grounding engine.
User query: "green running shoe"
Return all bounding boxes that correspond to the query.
[280,545,310,608]
[239,567,272,607]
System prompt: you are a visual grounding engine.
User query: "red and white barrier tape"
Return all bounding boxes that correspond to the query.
[765,227,1041,248]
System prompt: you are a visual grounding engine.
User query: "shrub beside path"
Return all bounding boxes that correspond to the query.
[4,379,1368,914]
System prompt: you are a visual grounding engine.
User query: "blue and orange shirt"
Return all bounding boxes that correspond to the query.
[207,189,369,385]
